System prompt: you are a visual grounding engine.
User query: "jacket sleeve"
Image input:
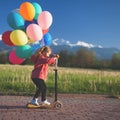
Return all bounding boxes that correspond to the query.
[31,55,38,64]
[47,57,56,65]
[38,57,56,65]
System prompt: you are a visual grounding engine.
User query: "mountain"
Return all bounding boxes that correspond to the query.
[52,38,103,48]
[51,39,120,60]
[0,41,15,52]
[0,38,120,60]
[51,44,120,60]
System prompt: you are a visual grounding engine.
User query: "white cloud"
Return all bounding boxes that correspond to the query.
[52,38,59,46]
[69,41,94,48]
[52,38,103,48]
[97,45,103,48]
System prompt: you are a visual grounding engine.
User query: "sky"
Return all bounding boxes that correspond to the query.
[0,0,120,49]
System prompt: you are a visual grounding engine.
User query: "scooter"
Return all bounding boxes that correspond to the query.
[26,58,62,109]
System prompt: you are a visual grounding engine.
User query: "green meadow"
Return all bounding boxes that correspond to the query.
[0,64,120,95]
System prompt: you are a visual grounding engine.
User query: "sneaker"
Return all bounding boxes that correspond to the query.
[31,98,39,106]
[42,100,50,105]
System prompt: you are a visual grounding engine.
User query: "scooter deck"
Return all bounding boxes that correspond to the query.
[26,101,62,109]
[26,103,52,109]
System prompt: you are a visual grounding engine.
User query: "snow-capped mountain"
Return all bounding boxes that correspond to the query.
[52,38,103,48]
[51,38,120,60]
[0,37,120,60]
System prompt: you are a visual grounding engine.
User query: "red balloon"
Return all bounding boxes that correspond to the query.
[42,28,49,35]
[2,31,14,46]
[9,50,25,64]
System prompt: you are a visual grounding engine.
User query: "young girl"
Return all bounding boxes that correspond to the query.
[30,46,59,105]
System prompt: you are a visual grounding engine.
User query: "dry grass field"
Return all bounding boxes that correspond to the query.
[0,64,120,95]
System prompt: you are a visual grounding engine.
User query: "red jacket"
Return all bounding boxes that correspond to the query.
[31,55,56,80]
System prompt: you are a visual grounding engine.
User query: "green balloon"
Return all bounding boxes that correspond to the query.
[32,2,42,20]
[16,45,32,58]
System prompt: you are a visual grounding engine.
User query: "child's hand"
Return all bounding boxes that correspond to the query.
[52,54,60,58]
[56,54,60,58]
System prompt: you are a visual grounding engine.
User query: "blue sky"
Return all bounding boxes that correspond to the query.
[0,0,120,49]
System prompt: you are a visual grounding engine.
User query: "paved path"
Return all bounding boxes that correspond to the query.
[0,94,120,120]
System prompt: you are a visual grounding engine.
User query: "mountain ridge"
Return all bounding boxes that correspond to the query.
[0,39,120,60]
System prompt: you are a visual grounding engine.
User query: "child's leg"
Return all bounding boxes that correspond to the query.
[32,78,50,105]
[40,80,50,105]
[32,78,47,101]
[39,80,47,102]
[33,88,41,99]
[32,78,41,99]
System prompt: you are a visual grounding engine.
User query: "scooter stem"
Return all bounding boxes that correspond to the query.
[55,58,58,70]
[54,58,58,101]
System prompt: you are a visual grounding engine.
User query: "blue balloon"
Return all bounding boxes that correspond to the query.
[25,19,38,29]
[7,12,25,29]
[31,41,42,54]
[25,21,32,28]
[43,33,52,46]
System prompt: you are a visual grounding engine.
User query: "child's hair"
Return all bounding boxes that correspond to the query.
[34,46,52,57]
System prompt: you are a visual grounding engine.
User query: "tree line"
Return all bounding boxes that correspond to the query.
[0,48,120,70]
[58,48,120,70]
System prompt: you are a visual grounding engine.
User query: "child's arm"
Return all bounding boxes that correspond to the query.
[39,54,59,65]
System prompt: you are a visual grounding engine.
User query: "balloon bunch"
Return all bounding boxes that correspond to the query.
[2,2,53,64]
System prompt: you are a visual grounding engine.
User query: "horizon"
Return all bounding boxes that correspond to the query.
[0,36,120,50]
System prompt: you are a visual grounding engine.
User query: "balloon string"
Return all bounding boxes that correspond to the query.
[41,38,45,47]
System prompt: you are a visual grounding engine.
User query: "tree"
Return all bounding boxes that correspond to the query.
[111,53,120,69]
[59,50,69,67]
[75,48,96,68]
[0,51,8,64]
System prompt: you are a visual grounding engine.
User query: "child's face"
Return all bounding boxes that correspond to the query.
[43,51,51,57]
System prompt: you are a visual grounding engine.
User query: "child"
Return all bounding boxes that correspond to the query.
[30,46,59,105]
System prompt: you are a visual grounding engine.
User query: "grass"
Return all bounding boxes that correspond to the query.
[0,64,120,95]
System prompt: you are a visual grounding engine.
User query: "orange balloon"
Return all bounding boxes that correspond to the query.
[19,2,35,21]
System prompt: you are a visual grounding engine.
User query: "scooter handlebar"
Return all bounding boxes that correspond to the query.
[55,58,58,70]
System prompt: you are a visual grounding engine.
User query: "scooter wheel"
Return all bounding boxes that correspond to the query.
[54,102,62,109]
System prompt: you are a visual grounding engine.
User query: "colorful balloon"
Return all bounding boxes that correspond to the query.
[25,20,32,29]
[2,31,14,46]
[7,12,25,29]
[37,11,53,30]
[16,45,32,58]
[43,32,52,46]
[10,30,28,46]
[9,50,25,64]
[3,2,54,65]
[42,28,49,35]
[32,2,42,20]
[31,41,42,54]
[28,38,35,44]
[19,2,35,21]
[26,23,43,41]
[25,19,37,29]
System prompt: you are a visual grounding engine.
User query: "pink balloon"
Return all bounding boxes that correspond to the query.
[37,11,53,30]
[9,50,25,64]
[26,23,43,41]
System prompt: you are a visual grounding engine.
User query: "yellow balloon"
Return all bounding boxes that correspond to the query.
[20,2,35,21]
[28,39,35,44]
[10,30,28,46]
